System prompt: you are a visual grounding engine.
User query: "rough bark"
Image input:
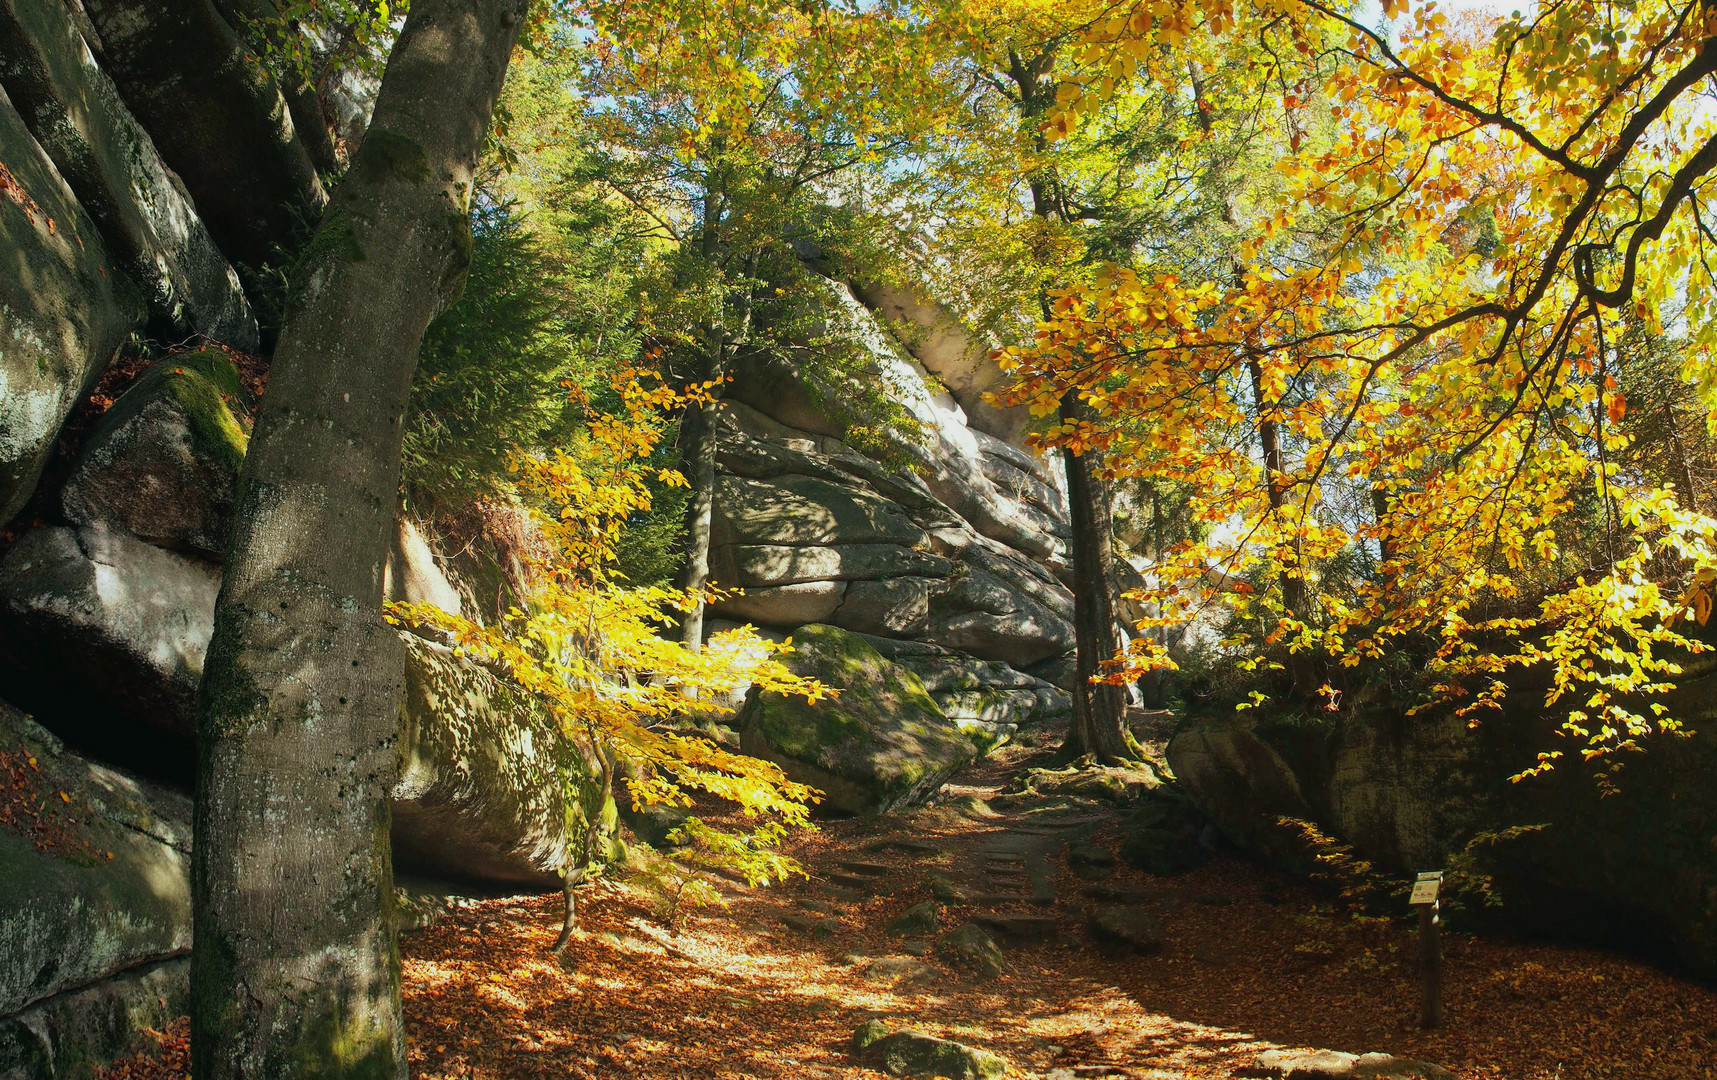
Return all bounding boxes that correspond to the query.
[675,386,721,650]
[1059,393,1138,763]
[189,3,525,1077]
[1246,357,1314,696]
[1006,48,1138,762]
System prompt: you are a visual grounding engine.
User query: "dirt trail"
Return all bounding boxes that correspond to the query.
[99,734,1717,1080]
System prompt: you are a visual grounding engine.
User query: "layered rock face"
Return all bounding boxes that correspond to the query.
[1168,654,1717,979]
[704,276,1077,803]
[710,278,1078,685]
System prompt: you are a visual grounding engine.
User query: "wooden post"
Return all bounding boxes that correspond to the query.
[1411,870,1443,1029]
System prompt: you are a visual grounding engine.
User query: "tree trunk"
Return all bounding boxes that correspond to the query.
[1003,49,1135,762]
[675,355,721,652]
[1060,392,1138,763]
[1247,357,1314,696]
[190,3,524,1077]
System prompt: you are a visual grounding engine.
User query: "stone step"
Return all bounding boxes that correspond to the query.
[1027,862,1057,906]
[828,872,876,890]
[973,912,1061,942]
[869,839,945,855]
[837,860,893,876]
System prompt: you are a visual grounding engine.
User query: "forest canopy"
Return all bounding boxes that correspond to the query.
[387,0,1717,783]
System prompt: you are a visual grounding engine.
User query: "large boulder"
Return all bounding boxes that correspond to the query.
[393,634,612,887]
[58,350,251,559]
[0,84,142,522]
[859,634,1069,749]
[709,402,1076,669]
[850,1021,1008,1080]
[1166,723,1317,866]
[711,473,928,549]
[0,957,186,1080]
[0,704,191,1028]
[737,624,977,814]
[0,0,258,348]
[1168,650,1717,978]
[0,523,220,760]
[78,0,327,273]
[851,277,1030,445]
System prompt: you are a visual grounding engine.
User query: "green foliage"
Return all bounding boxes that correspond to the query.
[405,198,585,507]
[1281,816,1549,919]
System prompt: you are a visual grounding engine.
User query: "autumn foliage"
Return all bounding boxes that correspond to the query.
[981,0,1717,774]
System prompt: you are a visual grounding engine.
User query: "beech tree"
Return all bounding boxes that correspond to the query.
[1004,0,1717,772]
[190,1,527,1075]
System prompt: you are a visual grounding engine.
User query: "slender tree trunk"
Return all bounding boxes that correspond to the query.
[1006,49,1137,761]
[673,341,721,652]
[1246,357,1314,696]
[676,248,757,653]
[1060,392,1139,763]
[190,4,524,1076]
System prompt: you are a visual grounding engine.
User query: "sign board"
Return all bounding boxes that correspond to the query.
[1409,871,1442,906]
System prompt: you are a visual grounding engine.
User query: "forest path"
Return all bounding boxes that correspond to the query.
[94,729,1717,1080]
[390,729,1717,1080]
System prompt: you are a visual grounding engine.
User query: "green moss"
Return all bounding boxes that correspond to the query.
[756,625,943,758]
[161,366,249,474]
[743,624,974,813]
[356,129,431,185]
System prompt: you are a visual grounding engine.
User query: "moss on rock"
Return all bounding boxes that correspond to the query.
[738,624,975,815]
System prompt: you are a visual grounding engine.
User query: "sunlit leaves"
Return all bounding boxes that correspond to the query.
[995,0,1717,768]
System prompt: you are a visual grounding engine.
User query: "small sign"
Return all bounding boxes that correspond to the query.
[1409,871,1442,906]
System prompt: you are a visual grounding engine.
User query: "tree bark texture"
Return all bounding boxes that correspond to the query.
[1246,357,1314,696]
[190,3,525,1077]
[675,387,720,650]
[1059,392,1137,763]
[1005,50,1136,762]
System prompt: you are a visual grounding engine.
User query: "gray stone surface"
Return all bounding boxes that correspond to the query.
[1089,905,1166,954]
[0,0,257,348]
[59,350,250,559]
[887,900,939,937]
[0,706,191,1021]
[850,1021,1008,1079]
[0,959,186,1080]
[713,473,927,549]
[393,635,611,888]
[385,518,463,616]
[937,922,1004,979]
[1167,657,1717,977]
[712,579,847,627]
[0,84,142,523]
[79,0,327,272]
[1248,1049,1457,1079]
[835,577,935,637]
[737,624,975,815]
[0,523,219,744]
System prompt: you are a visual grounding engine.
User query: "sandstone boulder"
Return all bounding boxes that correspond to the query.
[1168,650,1717,978]
[0,84,142,522]
[79,0,327,273]
[393,635,612,887]
[0,705,191,1025]
[0,0,257,347]
[737,624,976,814]
[0,523,219,756]
[58,350,250,559]
[850,1021,1008,1080]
